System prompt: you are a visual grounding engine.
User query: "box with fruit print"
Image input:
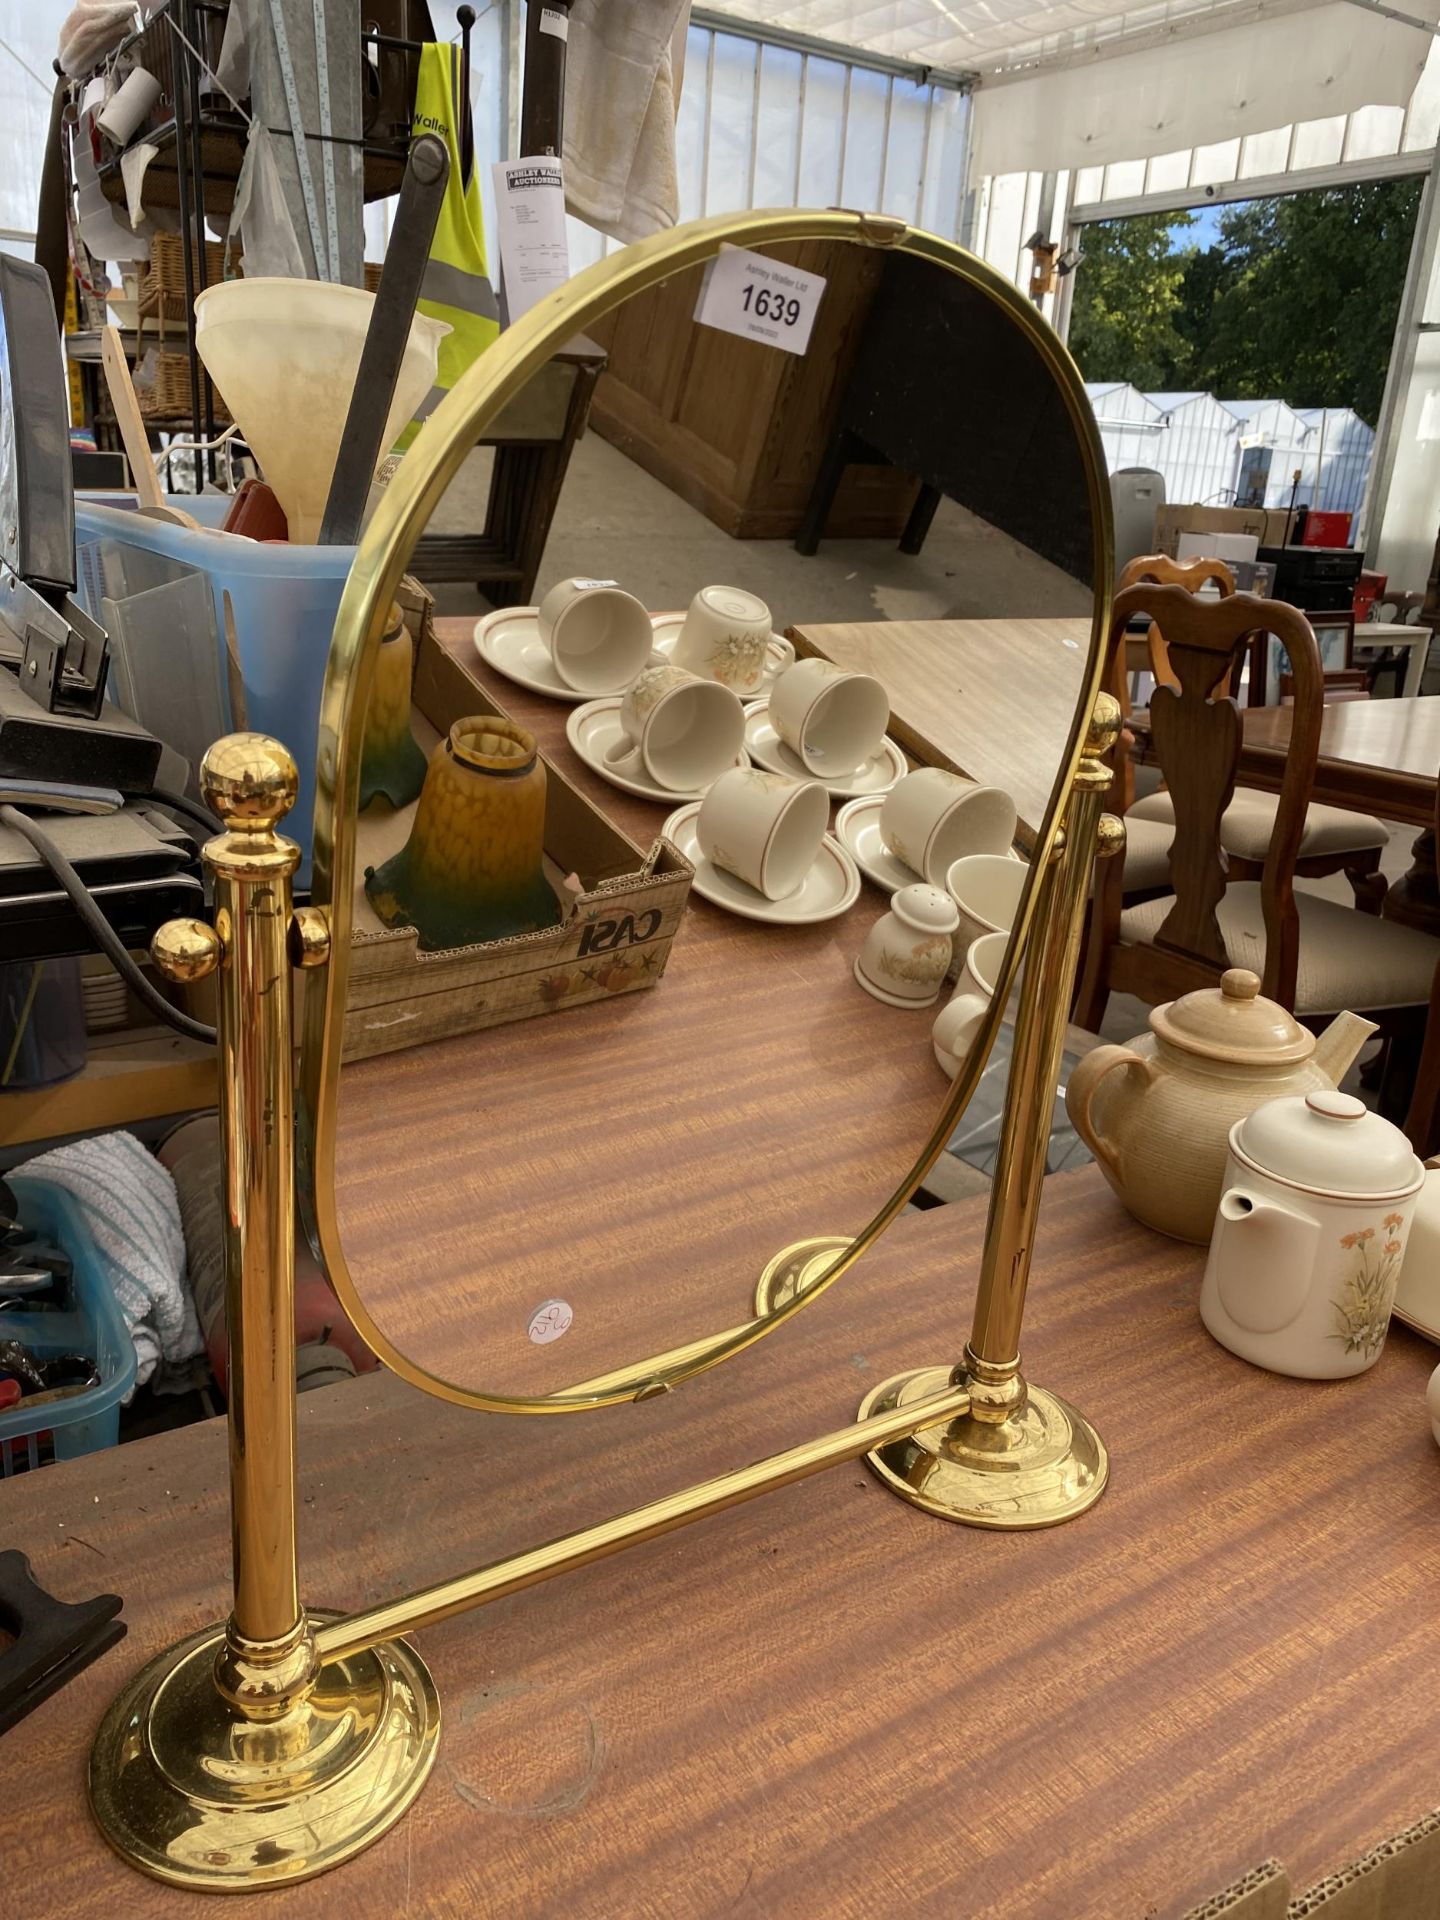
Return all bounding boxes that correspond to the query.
[342,591,694,1063]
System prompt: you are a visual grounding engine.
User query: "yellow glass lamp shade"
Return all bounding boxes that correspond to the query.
[359,606,429,810]
[365,717,560,951]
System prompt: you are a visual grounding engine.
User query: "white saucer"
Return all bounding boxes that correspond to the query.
[1393,1303,1440,1345]
[649,612,790,699]
[834,795,920,893]
[742,704,905,799]
[566,698,749,804]
[474,606,590,703]
[662,803,861,924]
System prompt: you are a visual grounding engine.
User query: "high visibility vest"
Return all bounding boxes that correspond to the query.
[398,42,500,446]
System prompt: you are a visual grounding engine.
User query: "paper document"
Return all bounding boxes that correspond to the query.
[492,159,571,323]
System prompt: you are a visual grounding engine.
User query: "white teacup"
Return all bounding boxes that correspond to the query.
[696,766,829,900]
[605,663,746,793]
[672,586,794,697]
[537,578,654,694]
[880,769,1017,886]
[769,659,889,780]
[933,931,1010,1077]
[946,852,1027,956]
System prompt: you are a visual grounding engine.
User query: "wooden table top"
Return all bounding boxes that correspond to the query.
[1133,695,1440,829]
[8,1171,1440,1919]
[788,615,1090,842]
[332,620,958,1396]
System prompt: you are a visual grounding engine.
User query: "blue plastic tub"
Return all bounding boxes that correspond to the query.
[0,1177,138,1475]
[73,500,356,885]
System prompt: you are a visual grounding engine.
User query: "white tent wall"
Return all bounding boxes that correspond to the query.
[564,18,971,274]
[0,2,70,258]
[1145,393,1242,507]
[1084,382,1166,470]
[1297,409,1376,517]
[1227,399,1314,508]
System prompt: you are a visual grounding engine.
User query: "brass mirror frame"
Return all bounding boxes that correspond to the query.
[91,212,1123,1891]
[297,206,1114,1415]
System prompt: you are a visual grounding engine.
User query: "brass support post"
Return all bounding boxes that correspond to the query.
[88,736,439,1893]
[859,695,1125,1528]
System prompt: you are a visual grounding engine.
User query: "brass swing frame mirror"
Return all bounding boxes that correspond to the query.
[299,205,1115,1414]
[89,207,1121,1892]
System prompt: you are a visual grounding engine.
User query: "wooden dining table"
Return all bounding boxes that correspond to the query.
[7,1171,1440,1920]
[1221,696,1440,830]
[788,616,1091,843]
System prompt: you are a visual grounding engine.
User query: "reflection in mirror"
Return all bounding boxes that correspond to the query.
[322,232,1098,1401]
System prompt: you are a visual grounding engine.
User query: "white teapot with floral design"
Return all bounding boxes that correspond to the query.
[1200,1090,1424,1379]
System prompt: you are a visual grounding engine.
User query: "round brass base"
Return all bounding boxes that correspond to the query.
[88,1618,440,1891]
[858,1365,1108,1530]
[754,1235,853,1315]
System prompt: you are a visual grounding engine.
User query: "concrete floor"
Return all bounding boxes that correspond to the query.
[424,431,1094,629]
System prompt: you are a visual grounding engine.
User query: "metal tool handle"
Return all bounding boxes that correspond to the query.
[317,134,450,547]
[0,255,75,596]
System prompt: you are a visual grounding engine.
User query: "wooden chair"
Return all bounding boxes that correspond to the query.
[1404,769,1440,1157]
[1108,555,1236,899]
[1075,582,1439,1038]
[1118,555,1389,913]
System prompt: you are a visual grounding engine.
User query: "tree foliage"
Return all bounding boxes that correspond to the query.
[1065,211,1195,391]
[1066,178,1421,424]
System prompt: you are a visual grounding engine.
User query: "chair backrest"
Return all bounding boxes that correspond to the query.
[1107,553,1238,811]
[1097,582,1325,1007]
[1120,553,1237,693]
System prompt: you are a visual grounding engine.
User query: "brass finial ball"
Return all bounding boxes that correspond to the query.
[152,916,221,983]
[201,734,299,830]
[1084,693,1123,758]
[1095,813,1127,861]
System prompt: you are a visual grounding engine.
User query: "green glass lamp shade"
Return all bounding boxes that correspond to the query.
[364,717,560,952]
[358,607,429,810]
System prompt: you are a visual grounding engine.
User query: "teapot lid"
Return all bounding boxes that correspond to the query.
[1150,968,1313,1066]
[1234,1090,1423,1196]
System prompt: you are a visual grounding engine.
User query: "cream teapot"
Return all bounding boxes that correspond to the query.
[1200,1090,1423,1378]
[1065,969,1376,1243]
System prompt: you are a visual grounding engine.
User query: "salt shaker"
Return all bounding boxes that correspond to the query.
[854,883,959,1009]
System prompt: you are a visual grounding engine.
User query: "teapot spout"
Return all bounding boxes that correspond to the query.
[1313,1009,1379,1086]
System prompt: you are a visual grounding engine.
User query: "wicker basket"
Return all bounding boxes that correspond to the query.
[135,349,232,424]
[138,234,241,348]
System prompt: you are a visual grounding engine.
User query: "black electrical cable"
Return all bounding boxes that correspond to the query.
[144,785,223,839]
[0,805,217,1045]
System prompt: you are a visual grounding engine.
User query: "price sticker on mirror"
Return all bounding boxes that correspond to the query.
[527,1298,573,1345]
[693,247,827,357]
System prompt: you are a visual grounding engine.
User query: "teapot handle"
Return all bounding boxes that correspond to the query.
[1064,1044,1155,1184]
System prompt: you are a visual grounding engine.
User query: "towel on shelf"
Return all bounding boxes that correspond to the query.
[20,1131,204,1397]
[58,0,165,79]
[563,0,691,243]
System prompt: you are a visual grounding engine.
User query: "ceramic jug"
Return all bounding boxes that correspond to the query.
[1394,1156,1440,1342]
[1200,1090,1423,1378]
[1065,969,1376,1244]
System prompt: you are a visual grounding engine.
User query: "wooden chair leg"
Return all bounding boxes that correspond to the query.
[1404,967,1440,1156]
[899,482,942,556]
[1072,910,1110,1035]
[1344,847,1388,916]
[794,428,855,557]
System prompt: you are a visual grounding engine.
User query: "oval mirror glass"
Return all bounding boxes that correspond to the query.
[298,212,1110,1410]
